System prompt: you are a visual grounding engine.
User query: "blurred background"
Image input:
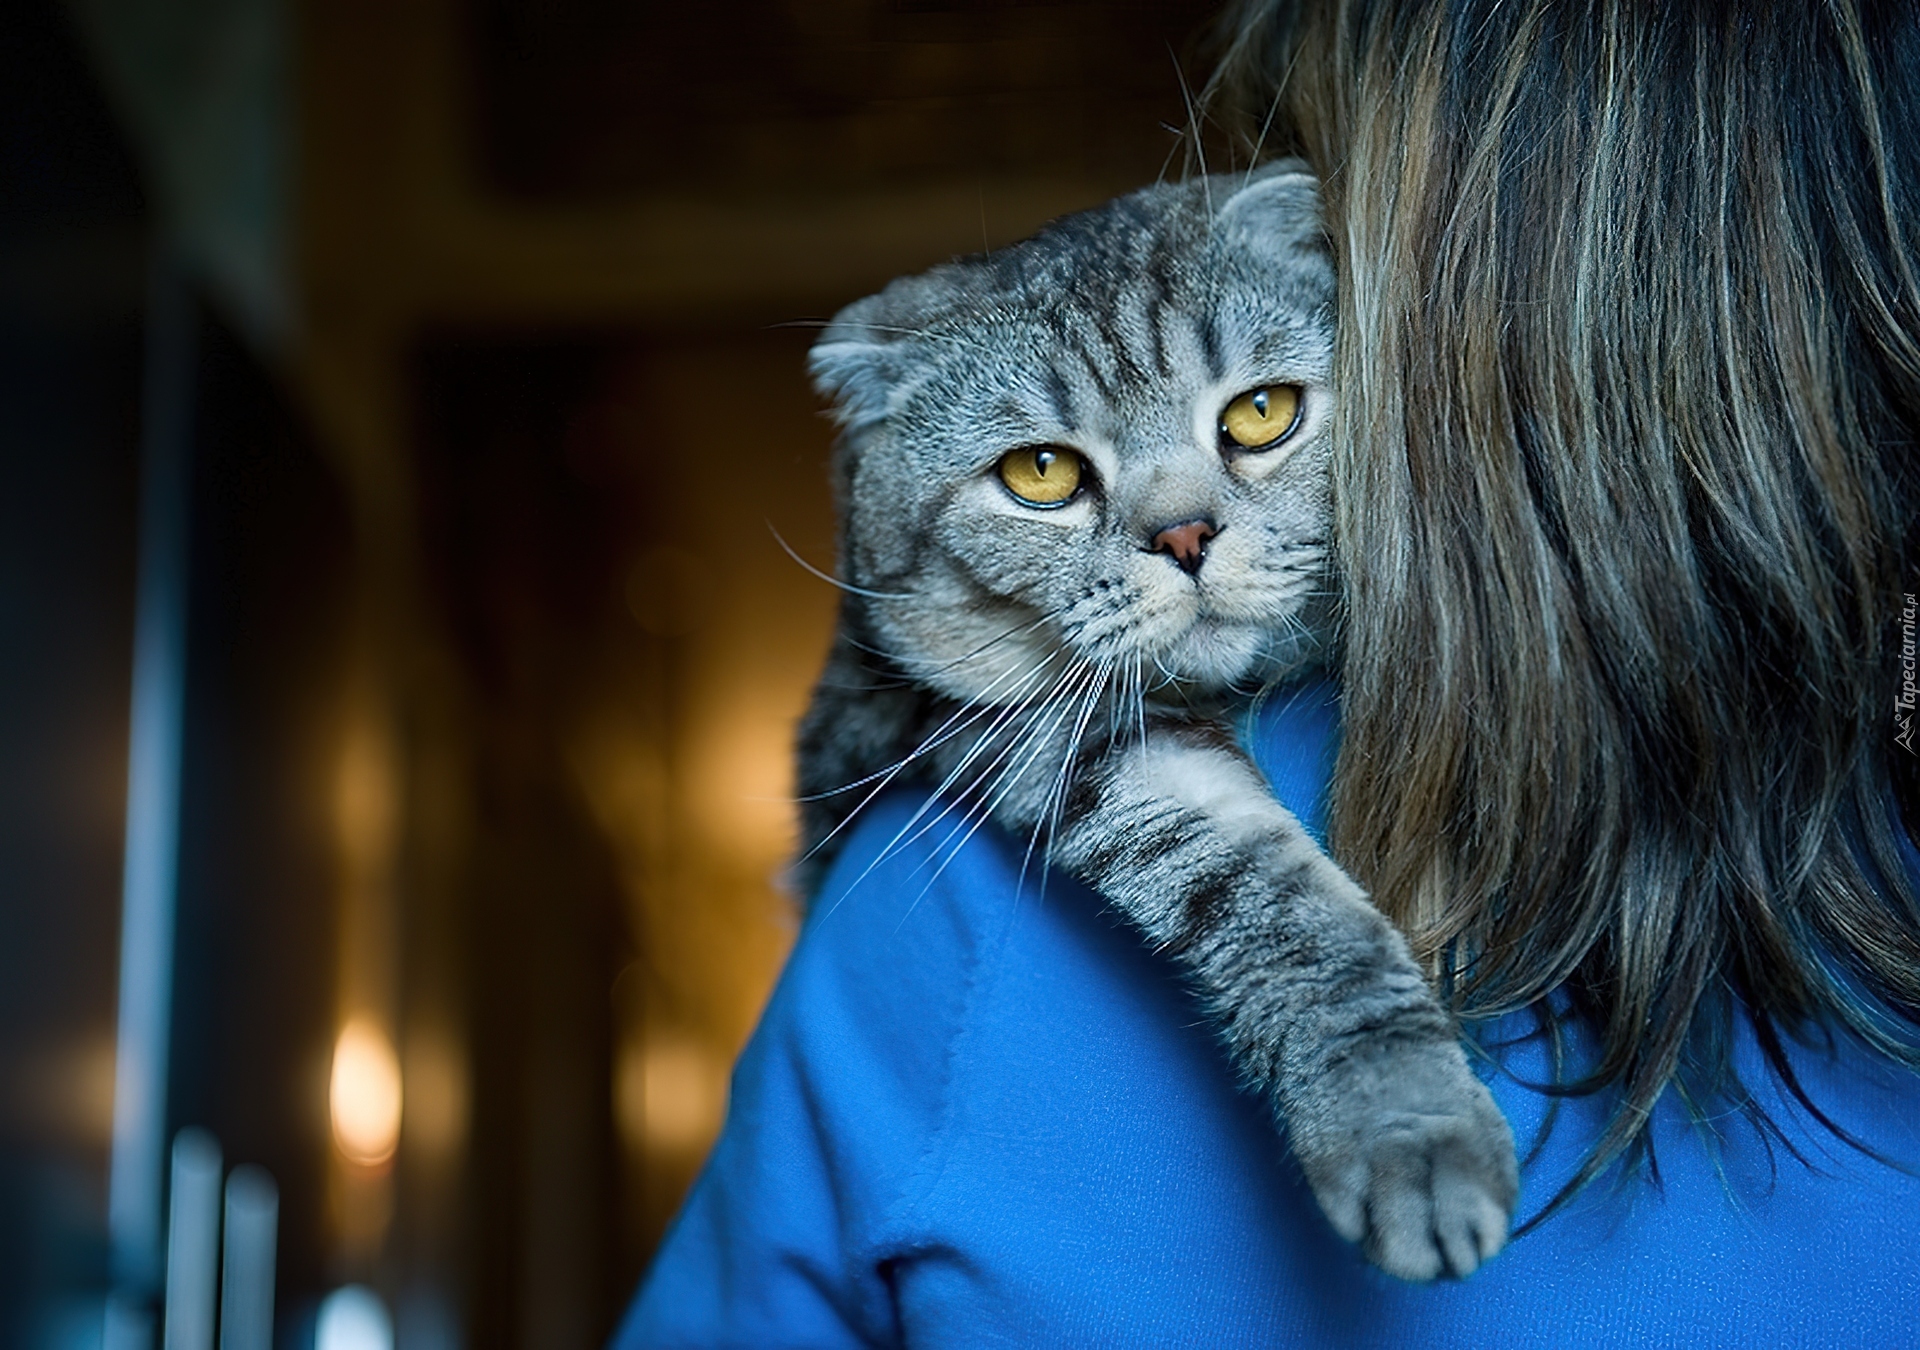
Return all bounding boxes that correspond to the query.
[1,0,1235,1345]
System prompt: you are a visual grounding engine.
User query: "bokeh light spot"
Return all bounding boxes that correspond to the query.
[330,1020,402,1166]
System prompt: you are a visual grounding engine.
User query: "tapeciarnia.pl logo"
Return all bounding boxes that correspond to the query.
[1898,592,1917,754]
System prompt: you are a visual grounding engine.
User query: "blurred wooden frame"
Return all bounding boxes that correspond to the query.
[298,0,1165,515]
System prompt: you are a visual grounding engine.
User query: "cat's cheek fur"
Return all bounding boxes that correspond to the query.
[872,581,1054,704]
[930,501,1090,611]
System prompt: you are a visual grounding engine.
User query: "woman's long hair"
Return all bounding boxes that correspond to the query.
[1220,0,1920,1212]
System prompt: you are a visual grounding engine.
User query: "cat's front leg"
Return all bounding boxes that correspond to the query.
[1050,721,1519,1281]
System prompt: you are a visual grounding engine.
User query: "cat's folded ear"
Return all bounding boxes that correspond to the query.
[809,274,948,431]
[1212,158,1327,262]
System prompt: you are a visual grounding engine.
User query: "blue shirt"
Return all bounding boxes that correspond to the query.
[616,683,1920,1347]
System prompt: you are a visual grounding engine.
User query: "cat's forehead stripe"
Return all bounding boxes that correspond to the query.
[1140,251,1176,381]
[1067,326,1118,404]
[842,172,1330,445]
[1090,302,1149,393]
[1199,307,1225,386]
[1043,364,1076,430]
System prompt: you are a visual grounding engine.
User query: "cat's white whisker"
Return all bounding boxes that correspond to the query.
[874,664,1099,925]
[891,607,1064,681]
[1011,658,1106,889]
[909,658,1092,847]
[766,523,916,601]
[1129,658,1145,744]
[801,656,1069,890]
[795,647,1057,805]
[1019,659,1114,901]
[907,659,1109,922]
[815,658,1089,915]
[788,674,1043,851]
[905,658,1091,850]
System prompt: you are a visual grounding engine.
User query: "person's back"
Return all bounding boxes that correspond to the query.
[1225,0,1920,1211]
[620,686,1920,1346]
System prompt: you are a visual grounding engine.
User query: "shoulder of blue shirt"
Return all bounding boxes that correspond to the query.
[615,677,1920,1349]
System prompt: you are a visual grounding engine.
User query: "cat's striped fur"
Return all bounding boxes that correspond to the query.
[799,164,1517,1281]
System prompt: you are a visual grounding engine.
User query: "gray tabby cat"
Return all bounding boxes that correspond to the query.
[799,163,1518,1281]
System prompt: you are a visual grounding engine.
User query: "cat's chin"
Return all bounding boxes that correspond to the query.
[1141,618,1275,693]
[1137,616,1327,699]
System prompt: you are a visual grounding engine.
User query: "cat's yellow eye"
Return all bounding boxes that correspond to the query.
[997,446,1084,507]
[1219,384,1301,450]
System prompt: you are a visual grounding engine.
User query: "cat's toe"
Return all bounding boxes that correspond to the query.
[1388,1100,1517,1279]
[1355,1111,1516,1281]
[1293,1049,1519,1282]
[1432,1147,1513,1273]
[1360,1151,1451,1280]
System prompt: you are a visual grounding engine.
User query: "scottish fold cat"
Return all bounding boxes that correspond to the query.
[799,163,1518,1281]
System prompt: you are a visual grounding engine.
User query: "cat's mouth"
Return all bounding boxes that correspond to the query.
[1136,615,1273,694]
[894,558,1319,709]
[1035,574,1295,696]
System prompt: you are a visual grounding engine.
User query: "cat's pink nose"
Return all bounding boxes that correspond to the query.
[1148,518,1218,576]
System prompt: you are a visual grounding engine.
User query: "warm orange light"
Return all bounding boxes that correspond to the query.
[330,1020,402,1166]
[645,1039,722,1149]
[615,1034,724,1153]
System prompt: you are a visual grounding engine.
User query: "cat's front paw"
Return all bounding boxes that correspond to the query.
[1289,1041,1518,1282]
